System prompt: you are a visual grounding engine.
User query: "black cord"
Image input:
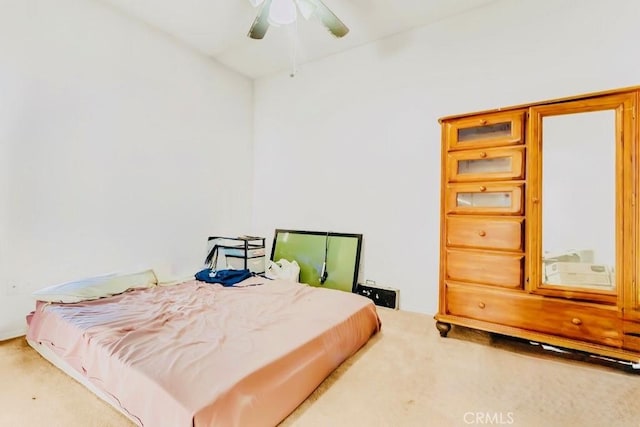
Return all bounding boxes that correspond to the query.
[320,231,329,284]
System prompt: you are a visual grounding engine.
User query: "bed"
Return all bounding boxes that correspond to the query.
[26,273,380,427]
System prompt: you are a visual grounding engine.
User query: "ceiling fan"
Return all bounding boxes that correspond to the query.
[247,0,349,40]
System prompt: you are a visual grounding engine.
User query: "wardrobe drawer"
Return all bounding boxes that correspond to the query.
[446,216,523,251]
[623,321,640,352]
[447,146,525,182]
[446,283,530,327]
[446,111,524,150]
[445,249,523,289]
[446,183,524,215]
[535,301,621,347]
[446,284,621,347]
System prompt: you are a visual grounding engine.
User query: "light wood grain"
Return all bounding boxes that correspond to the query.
[446,216,524,251]
[437,86,640,363]
[447,146,525,182]
[446,283,621,347]
[446,110,525,151]
[446,249,523,289]
[446,182,524,215]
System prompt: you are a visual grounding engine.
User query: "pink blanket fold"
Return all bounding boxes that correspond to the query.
[27,278,380,426]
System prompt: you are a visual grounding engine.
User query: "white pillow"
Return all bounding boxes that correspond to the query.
[157,275,195,287]
[32,269,158,303]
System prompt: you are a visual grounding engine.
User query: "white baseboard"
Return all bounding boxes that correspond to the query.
[0,327,27,341]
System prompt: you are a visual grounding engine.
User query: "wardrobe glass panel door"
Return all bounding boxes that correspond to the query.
[541,110,616,292]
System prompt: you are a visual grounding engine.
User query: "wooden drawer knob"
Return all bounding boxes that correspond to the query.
[571,318,582,326]
[479,151,487,158]
[478,230,486,237]
[478,302,486,309]
[479,119,487,125]
[479,186,487,192]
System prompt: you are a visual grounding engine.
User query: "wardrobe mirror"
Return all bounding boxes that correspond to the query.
[541,109,616,291]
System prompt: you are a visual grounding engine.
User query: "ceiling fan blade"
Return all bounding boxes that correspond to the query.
[248,0,273,39]
[314,0,349,38]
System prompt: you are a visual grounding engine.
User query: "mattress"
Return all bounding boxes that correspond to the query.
[26,277,380,427]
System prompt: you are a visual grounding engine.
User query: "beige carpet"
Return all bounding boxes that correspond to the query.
[2,308,639,427]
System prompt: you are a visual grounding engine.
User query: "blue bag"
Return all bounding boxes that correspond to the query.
[195,268,253,287]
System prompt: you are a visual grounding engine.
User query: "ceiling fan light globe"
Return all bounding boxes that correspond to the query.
[269,0,297,25]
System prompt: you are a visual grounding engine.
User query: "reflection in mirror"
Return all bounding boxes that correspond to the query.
[542,110,616,291]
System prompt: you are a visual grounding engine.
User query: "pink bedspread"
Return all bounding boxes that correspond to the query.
[26,277,380,427]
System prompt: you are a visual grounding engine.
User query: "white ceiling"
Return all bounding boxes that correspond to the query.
[101,0,498,79]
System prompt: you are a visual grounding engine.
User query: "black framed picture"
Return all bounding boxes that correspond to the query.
[271,229,362,293]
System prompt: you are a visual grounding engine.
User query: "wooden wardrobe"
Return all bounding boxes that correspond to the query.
[435,86,640,363]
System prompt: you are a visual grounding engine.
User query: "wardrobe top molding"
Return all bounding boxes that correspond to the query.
[438,85,640,123]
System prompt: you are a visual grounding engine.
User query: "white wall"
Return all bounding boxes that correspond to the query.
[0,0,254,339]
[252,0,640,314]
